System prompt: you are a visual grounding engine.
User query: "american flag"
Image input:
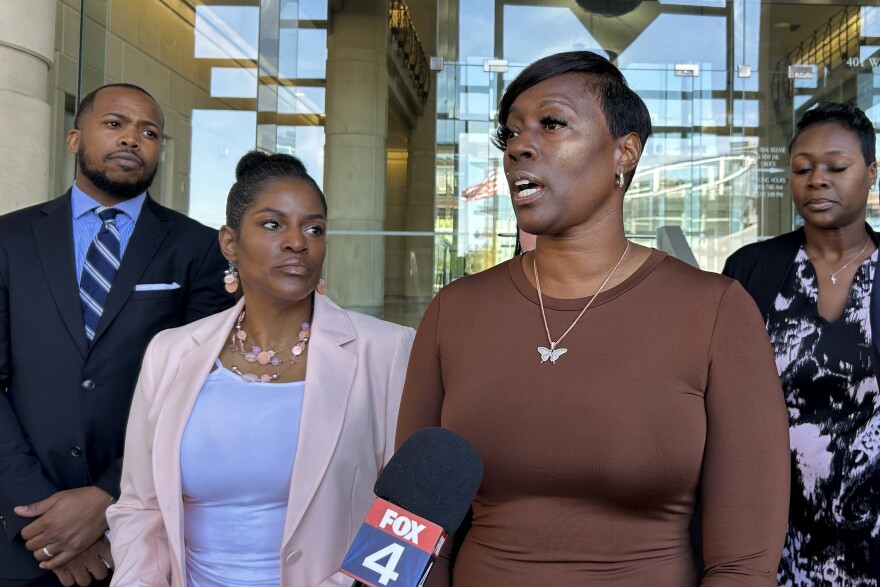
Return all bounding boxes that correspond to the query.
[461,170,508,202]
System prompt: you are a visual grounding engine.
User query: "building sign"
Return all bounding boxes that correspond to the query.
[758,146,787,199]
[787,65,815,79]
[674,64,700,77]
[844,56,880,67]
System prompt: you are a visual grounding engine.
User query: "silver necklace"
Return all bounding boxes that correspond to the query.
[533,241,630,364]
[804,238,871,285]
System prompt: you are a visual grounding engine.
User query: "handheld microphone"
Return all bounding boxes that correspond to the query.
[341,427,483,587]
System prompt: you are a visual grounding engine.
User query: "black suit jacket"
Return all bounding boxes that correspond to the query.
[0,191,233,580]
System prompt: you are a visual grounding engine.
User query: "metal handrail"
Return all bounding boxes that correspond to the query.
[771,6,861,111]
[389,0,430,103]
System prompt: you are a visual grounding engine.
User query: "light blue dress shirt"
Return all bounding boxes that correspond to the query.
[70,181,146,281]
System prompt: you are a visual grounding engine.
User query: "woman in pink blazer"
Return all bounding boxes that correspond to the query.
[106,151,414,586]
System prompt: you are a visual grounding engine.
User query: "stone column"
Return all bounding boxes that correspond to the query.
[323,0,389,316]
[403,111,435,302]
[403,0,436,314]
[0,0,56,213]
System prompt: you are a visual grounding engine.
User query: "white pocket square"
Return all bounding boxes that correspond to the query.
[135,282,180,291]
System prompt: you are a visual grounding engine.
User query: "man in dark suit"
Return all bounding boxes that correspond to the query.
[0,83,233,586]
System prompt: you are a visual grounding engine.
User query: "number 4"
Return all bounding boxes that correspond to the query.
[363,543,405,585]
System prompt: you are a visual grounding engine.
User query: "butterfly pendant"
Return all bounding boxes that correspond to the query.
[538,345,567,364]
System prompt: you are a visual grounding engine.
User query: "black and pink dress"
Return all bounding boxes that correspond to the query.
[767,248,879,586]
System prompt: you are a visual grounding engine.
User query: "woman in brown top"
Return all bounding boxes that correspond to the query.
[396,51,791,586]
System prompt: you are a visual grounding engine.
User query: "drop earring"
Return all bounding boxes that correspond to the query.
[615,172,625,188]
[223,262,239,293]
[316,278,326,295]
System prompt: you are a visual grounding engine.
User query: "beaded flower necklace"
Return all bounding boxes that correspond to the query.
[228,309,311,383]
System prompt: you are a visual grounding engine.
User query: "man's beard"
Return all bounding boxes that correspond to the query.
[78,145,158,200]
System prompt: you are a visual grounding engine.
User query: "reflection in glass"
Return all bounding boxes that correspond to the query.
[194,6,259,60]
[618,14,727,69]
[442,1,753,274]
[861,6,880,37]
[793,95,811,110]
[733,0,761,92]
[190,110,257,229]
[792,65,819,89]
[503,6,607,66]
[658,0,725,6]
[282,0,328,20]
[459,0,494,60]
[627,68,693,93]
[277,126,325,190]
[733,99,759,127]
[639,98,727,128]
[696,99,728,127]
[459,64,495,121]
[278,86,325,114]
[280,28,327,79]
[211,68,258,99]
[454,127,515,275]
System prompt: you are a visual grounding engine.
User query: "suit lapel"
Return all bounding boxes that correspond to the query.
[91,196,170,345]
[32,193,88,357]
[282,294,358,548]
[138,294,358,563]
[151,301,242,581]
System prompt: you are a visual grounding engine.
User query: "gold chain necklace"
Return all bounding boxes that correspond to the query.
[804,238,871,285]
[533,241,630,364]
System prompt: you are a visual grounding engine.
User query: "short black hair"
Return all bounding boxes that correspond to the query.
[226,150,328,230]
[790,102,876,166]
[74,83,162,129]
[492,51,652,154]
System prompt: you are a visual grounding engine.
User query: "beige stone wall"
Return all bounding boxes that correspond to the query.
[0,0,56,213]
[50,0,226,213]
[384,148,409,299]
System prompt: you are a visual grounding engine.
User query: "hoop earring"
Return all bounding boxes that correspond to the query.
[223,262,239,293]
[615,172,625,188]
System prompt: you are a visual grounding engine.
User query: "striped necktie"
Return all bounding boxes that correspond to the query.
[80,207,122,342]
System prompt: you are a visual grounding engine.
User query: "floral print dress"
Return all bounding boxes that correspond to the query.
[769,248,880,586]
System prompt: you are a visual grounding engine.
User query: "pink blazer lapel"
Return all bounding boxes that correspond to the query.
[281,293,358,549]
[138,295,357,572]
[150,299,244,581]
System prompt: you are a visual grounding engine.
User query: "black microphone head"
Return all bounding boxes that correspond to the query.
[375,427,483,534]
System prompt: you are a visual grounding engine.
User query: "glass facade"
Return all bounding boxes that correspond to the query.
[436,0,880,282]
[47,0,880,326]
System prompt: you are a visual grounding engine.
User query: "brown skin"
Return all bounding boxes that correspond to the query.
[15,486,112,576]
[790,122,878,321]
[66,86,163,206]
[218,178,327,383]
[518,228,537,253]
[13,85,163,581]
[51,540,113,587]
[502,72,650,298]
